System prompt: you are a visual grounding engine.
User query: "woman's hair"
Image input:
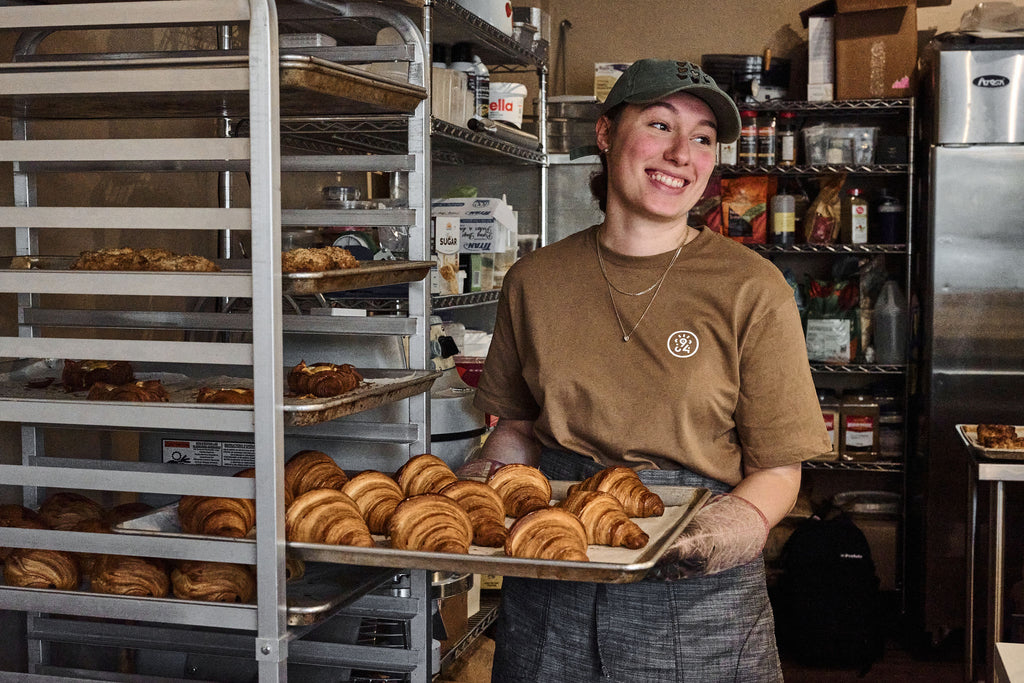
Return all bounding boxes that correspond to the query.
[589,103,625,214]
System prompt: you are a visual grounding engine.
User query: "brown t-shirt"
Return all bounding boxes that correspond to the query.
[473,225,830,486]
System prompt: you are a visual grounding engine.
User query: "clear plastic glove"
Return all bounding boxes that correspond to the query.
[453,456,506,481]
[648,493,769,581]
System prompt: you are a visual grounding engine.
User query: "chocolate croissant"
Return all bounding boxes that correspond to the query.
[105,501,155,526]
[287,360,362,397]
[505,508,589,562]
[558,491,649,549]
[285,489,374,547]
[395,453,458,497]
[177,469,256,539]
[70,517,113,578]
[62,359,134,392]
[171,561,255,603]
[388,493,473,554]
[487,464,552,518]
[0,504,48,560]
[284,450,348,501]
[341,470,404,535]
[440,480,508,548]
[91,555,169,597]
[86,379,169,402]
[3,548,80,590]
[567,466,665,518]
[38,491,106,531]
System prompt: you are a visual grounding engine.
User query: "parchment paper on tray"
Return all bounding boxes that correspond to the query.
[116,484,711,585]
[957,424,1024,461]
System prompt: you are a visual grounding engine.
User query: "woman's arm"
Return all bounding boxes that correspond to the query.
[731,461,802,528]
[455,417,542,478]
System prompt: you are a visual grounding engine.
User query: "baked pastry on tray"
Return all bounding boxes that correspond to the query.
[196,387,254,405]
[70,247,219,272]
[62,359,135,392]
[281,246,358,273]
[86,379,170,403]
[287,360,363,398]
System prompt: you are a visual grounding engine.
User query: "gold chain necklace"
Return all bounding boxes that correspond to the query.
[596,229,685,342]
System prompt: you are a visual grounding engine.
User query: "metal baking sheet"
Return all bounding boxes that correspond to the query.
[282,260,433,296]
[957,424,1024,461]
[0,367,440,428]
[117,484,711,585]
[0,53,426,119]
[1,256,432,297]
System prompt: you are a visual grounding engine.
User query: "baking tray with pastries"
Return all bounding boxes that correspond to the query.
[4,359,440,427]
[958,423,1024,460]
[115,451,711,584]
[2,246,432,297]
[0,492,258,604]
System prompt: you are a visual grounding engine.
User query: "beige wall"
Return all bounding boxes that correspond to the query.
[541,0,982,97]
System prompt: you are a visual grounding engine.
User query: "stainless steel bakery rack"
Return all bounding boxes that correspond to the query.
[0,1,440,680]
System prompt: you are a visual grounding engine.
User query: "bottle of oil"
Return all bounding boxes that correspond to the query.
[841,188,869,244]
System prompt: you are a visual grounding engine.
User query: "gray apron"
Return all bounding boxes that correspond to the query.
[490,449,783,683]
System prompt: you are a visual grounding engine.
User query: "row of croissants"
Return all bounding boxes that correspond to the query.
[0,493,280,602]
[178,450,667,563]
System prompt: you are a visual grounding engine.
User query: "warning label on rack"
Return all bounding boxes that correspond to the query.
[162,439,255,467]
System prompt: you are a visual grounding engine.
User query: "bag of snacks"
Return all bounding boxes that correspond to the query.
[804,175,846,244]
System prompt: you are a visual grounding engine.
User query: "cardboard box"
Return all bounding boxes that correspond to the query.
[431,197,517,254]
[433,216,461,295]
[801,0,918,100]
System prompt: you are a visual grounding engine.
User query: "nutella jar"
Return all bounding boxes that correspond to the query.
[840,391,880,461]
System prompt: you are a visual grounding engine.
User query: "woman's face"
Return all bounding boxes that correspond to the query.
[596,92,718,225]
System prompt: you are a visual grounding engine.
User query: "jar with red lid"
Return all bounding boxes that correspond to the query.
[777,111,798,166]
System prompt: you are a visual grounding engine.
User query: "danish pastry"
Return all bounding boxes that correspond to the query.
[196,387,254,405]
[86,379,169,403]
[62,359,134,392]
[287,361,363,397]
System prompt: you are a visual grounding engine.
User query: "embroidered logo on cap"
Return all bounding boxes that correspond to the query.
[667,330,699,358]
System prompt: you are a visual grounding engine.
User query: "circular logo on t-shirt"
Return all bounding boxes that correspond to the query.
[667,330,699,358]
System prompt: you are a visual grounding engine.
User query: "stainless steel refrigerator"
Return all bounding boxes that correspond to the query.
[912,31,1024,643]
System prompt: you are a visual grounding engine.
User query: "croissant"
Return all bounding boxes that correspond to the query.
[505,508,589,562]
[177,468,256,538]
[106,501,155,526]
[341,470,404,534]
[86,379,169,403]
[62,359,134,392]
[394,453,458,496]
[91,555,169,597]
[286,553,306,582]
[38,491,106,531]
[388,493,473,554]
[285,489,374,547]
[287,360,362,397]
[558,491,649,549]
[0,504,48,560]
[487,464,552,518]
[566,466,665,518]
[171,561,255,603]
[284,450,348,501]
[439,480,508,548]
[3,548,80,590]
[196,387,254,405]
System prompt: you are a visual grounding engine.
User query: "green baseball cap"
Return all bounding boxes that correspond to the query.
[602,59,741,144]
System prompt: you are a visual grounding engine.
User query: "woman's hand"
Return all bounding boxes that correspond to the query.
[454,418,542,479]
[648,461,801,580]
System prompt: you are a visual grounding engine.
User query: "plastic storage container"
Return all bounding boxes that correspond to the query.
[874,280,907,365]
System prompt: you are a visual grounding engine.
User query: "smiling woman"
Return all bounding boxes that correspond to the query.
[462,59,830,683]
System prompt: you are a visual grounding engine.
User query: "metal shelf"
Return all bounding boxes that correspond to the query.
[432,118,545,165]
[810,362,907,374]
[751,243,908,255]
[739,98,913,113]
[804,460,904,473]
[719,163,909,176]
[435,594,499,680]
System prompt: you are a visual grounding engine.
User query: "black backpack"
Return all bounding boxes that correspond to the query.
[772,513,885,674]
